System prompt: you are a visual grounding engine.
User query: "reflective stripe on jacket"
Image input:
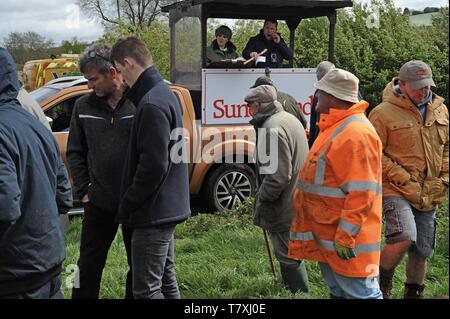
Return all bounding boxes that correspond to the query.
[288,101,383,278]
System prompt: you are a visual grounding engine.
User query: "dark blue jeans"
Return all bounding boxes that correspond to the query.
[1,275,63,299]
[132,225,180,299]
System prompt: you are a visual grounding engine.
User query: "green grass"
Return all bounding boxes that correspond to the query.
[61,197,449,299]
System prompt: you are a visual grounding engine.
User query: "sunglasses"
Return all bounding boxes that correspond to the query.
[88,50,111,63]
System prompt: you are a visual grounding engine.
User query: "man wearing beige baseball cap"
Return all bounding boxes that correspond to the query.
[245,84,310,294]
[368,60,448,299]
[289,68,384,299]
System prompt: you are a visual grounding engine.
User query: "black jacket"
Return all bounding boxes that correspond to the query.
[308,90,320,148]
[0,48,72,296]
[242,30,293,68]
[118,66,191,228]
[309,90,364,148]
[67,92,136,212]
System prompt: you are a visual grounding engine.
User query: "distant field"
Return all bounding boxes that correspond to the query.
[409,12,440,26]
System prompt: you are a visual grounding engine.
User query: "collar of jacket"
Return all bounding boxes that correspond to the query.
[212,39,237,52]
[0,48,21,108]
[86,88,129,112]
[126,66,163,107]
[318,100,369,132]
[249,100,283,128]
[384,77,444,113]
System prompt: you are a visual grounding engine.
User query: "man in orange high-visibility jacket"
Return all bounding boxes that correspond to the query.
[288,68,383,299]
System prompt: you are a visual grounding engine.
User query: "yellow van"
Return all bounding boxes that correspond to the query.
[23,55,79,91]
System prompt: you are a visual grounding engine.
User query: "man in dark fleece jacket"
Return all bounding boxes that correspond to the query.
[111,36,190,299]
[242,19,293,68]
[0,47,72,299]
[67,44,136,299]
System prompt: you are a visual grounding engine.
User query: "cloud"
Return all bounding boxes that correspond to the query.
[0,0,103,45]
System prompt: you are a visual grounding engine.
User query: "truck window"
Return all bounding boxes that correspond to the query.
[45,96,80,132]
[31,87,61,104]
[173,16,202,90]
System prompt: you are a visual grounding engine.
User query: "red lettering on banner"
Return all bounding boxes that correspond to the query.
[213,99,225,119]
[212,99,252,119]
[298,95,314,115]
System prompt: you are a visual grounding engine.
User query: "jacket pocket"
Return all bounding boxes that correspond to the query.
[382,201,403,237]
[422,178,448,206]
[305,199,340,225]
[387,121,415,150]
[435,118,449,145]
[389,179,422,205]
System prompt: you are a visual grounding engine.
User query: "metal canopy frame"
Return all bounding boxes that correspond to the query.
[163,0,352,84]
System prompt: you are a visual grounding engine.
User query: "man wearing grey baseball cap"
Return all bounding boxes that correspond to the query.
[368,60,449,299]
[245,84,310,294]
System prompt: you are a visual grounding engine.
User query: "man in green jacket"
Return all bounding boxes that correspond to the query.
[206,25,239,65]
[245,84,310,294]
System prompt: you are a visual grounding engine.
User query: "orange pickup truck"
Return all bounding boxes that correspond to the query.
[32,77,256,213]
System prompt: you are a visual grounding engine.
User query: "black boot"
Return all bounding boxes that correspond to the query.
[280,261,309,294]
[379,267,395,299]
[404,283,425,299]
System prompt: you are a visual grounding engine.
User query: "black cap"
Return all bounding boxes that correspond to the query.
[250,76,274,89]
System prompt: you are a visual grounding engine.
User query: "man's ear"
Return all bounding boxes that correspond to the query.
[123,57,133,68]
[109,66,118,78]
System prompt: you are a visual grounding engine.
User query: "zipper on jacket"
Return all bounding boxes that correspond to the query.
[111,117,114,125]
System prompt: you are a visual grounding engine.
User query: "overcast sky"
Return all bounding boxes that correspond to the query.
[0,0,448,45]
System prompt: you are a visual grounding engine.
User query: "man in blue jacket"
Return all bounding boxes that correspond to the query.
[111,37,191,299]
[0,47,73,299]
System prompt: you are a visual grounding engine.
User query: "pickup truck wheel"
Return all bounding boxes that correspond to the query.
[203,164,255,212]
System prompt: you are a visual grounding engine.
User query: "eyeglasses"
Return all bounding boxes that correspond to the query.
[88,50,111,63]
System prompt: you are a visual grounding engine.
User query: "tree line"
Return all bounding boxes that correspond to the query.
[3,0,448,108]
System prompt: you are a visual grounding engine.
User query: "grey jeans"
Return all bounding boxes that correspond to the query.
[131,225,180,299]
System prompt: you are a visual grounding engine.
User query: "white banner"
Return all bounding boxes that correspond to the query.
[201,68,316,128]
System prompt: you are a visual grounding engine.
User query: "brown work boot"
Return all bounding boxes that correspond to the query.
[404,283,425,299]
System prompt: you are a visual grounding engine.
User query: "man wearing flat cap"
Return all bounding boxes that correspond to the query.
[245,84,310,294]
[369,60,449,299]
[288,68,384,299]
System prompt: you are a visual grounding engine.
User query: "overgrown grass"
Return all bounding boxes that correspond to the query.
[61,197,449,299]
